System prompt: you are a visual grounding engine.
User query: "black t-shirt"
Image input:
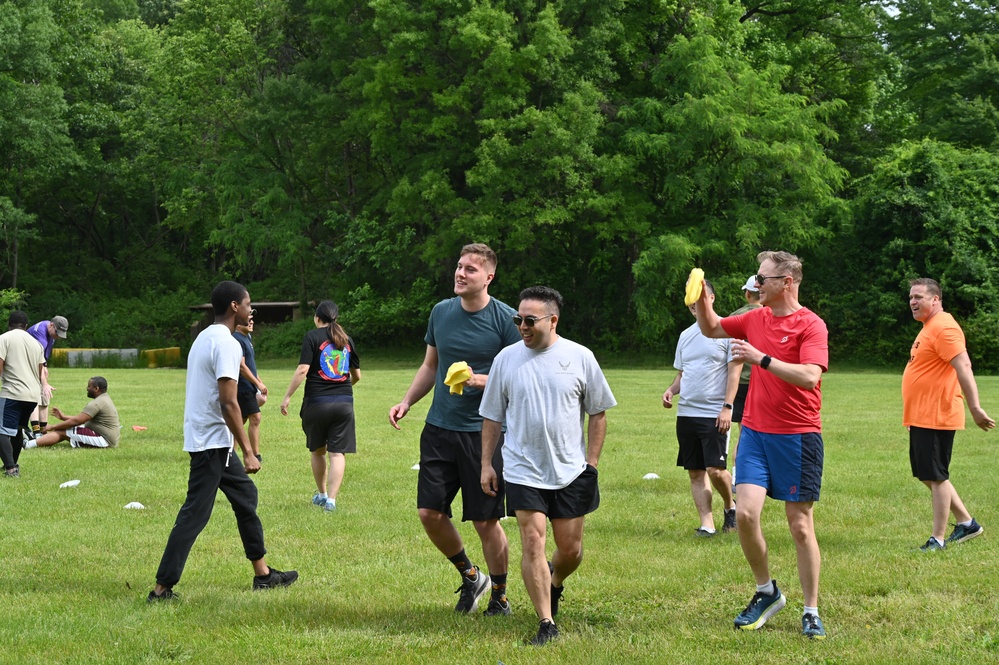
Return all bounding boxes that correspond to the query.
[234,331,257,394]
[299,327,360,398]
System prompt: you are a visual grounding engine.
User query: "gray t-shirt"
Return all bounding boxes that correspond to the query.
[480,337,617,489]
[82,392,120,447]
[424,296,520,432]
[673,322,733,418]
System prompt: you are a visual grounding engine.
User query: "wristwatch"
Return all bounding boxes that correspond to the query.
[722,403,734,410]
[760,355,772,369]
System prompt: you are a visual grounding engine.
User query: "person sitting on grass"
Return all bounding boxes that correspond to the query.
[27,376,120,449]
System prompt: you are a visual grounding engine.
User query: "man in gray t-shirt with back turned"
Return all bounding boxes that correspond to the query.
[480,286,616,646]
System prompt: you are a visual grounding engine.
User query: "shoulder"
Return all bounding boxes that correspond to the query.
[430,298,459,315]
[488,298,517,316]
[795,308,827,331]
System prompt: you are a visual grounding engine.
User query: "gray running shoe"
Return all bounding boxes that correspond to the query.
[454,567,490,613]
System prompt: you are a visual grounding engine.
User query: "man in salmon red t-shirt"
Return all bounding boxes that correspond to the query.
[692,250,828,640]
[902,278,994,553]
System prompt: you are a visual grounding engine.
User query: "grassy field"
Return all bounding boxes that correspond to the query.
[3,359,998,664]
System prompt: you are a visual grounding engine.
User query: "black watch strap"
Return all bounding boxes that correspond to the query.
[722,403,734,410]
[761,355,772,370]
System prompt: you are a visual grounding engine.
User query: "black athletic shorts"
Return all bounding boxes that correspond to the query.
[732,383,750,423]
[301,395,356,454]
[676,416,729,470]
[237,390,260,419]
[417,423,505,522]
[506,465,600,519]
[909,426,955,481]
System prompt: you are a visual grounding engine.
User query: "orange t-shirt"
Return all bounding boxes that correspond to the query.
[901,311,966,430]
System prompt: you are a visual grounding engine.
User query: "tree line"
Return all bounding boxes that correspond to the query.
[2,0,998,367]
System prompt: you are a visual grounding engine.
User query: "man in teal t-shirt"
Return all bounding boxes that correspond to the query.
[389,243,520,617]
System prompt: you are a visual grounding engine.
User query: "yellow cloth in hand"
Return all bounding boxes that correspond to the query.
[444,361,472,395]
[684,268,705,306]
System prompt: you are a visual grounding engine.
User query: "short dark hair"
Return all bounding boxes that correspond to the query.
[702,279,715,297]
[90,376,108,392]
[210,281,248,316]
[910,277,942,299]
[7,310,28,329]
[519,285,563,316]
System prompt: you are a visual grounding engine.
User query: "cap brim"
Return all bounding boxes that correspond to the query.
[56,330,67,338]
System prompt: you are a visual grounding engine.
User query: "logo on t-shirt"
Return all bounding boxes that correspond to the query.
[318,341,351,382]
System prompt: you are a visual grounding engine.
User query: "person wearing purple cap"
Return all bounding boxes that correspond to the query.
[26,316,68,438]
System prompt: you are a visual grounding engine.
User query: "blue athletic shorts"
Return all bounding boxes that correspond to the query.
[735,425,823,502]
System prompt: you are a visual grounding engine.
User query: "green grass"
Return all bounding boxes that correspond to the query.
[4,364,999,663]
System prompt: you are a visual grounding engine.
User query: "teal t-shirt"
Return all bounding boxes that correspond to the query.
[424,296,521,431]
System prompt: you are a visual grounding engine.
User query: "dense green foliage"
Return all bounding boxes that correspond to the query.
[3,0,999,366]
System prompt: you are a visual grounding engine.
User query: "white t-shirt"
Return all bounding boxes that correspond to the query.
[673,322,733,418]
[480,337,617,489]
[183,324,241,453]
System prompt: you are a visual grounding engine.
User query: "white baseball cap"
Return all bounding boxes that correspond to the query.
[742,276,759,292]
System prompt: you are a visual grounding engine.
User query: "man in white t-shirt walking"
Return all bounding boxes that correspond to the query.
[148,281,297,601]
[480,286,617,646]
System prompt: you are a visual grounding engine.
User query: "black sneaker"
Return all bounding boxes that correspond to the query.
[530,619,559,646]
[483,596,512,616]
[147,588,178,602]
[548,561,564,617]
[454,566,490,613]
[946,518,983,544]
[919,537,945,552]
[4,466,19,478]
[723,507,737,533]
[252,567,299,590]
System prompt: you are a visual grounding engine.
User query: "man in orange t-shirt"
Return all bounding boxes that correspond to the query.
[902,278,994,552]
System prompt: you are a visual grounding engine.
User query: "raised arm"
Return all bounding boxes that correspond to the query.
[694,286,730,339]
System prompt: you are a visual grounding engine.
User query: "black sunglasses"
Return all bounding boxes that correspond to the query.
[512,315,552,327]
[755,274,788,285]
